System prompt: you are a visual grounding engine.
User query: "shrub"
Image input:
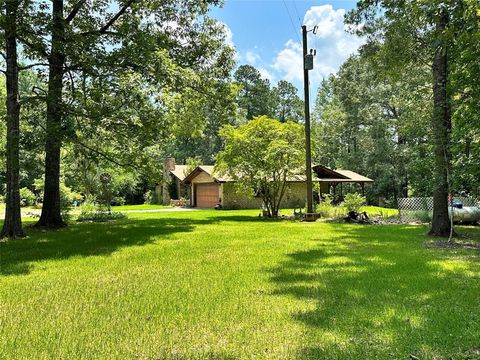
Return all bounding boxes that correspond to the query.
[19,187,36,207]
[34,178,83,220]
[315,195,333,218]
[343,193,366,213]
[77,200,127,222]
[111,196,126,206]
[60,184,83,221]
[77,210,127,222]
[144,189,162,204]
[411,210,432,223]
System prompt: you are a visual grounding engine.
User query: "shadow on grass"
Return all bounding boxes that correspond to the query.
[268,224,480,359]
[0,216,220,276]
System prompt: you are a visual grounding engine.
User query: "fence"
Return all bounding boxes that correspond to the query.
[398,197,480,223]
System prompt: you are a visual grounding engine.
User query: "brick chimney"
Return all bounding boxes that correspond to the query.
[163,157,176,204]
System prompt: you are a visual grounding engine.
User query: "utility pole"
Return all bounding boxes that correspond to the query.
[302,25,314,217]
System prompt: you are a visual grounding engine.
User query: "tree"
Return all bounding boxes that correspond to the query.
[216,116,305,217]
[271,80,303,123]
[18,0,232,227]
[1,0,25,238]
[345,0,468,236]
[233,65,273,120]
[312,55,432,206]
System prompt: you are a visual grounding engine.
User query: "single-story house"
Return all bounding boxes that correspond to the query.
[163,159,374,209]
[182,165,309,209]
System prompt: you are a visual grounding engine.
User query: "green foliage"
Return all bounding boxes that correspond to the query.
[77,199,127,222]
[144,190,161,205]
[271,80,303,123]
[184,157,202,177]
[315,195,340,218]
[216,116,305,217]
[234,65,273,120]
[34,178,82,220]
[343,193,367,213]
[77,210,127,223]
[411,210,433,223]
[98,173,113,212]
[312,56,432,205]
[144,190,153,204]
[60,184,83,221]
[11,0,237,225]
[19,187,35,207]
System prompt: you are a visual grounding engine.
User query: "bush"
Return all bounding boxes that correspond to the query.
[77,210,127,222]
[111,196,126,206]
[60,184,83,221]
[144,190,156,204]
[77,200,127,222]
[343,193,366,213]
[315,195,333,218]
[19,187,36,207]
[411,210,432,223]
[34,178,83,220]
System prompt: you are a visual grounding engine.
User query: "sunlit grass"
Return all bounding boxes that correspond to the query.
[0,210,479,359]
[111,204,173,211]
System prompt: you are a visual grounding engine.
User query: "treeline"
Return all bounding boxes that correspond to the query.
[313,0,480,236]
[168,64,304,164]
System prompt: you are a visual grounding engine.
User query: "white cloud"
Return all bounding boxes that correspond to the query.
[272,40,303,82]
[245,50,261,65]
[273,4,364,86]
[258,67,274,82]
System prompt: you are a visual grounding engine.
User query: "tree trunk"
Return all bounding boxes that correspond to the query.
[429,10,451,237]
[36,0,66,228]
[1,0,25,238]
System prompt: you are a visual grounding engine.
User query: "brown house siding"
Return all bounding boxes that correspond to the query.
[222,182,306,210]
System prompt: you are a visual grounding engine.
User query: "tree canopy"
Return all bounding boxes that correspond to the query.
[216,116,305,217]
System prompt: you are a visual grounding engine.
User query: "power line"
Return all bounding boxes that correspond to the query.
[282,0,301,43]
[292,0,302,26]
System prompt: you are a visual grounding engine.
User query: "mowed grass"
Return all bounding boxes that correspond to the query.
[0,210,479,359]
[111,204,173,211]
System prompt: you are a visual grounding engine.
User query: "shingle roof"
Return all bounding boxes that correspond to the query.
[334,170,374,182]
[181,164,373,184]
[312,164,373,183]
[169,165,189,181]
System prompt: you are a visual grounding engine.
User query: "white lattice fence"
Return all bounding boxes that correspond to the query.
[398,197,480,223]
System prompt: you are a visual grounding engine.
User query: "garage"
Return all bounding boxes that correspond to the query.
[195,183,220,208]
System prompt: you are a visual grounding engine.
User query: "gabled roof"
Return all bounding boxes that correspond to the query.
[170,165,189,181]
[334,170,373,182]
[183,165,233,183]
[312,164,373,183]
[181,164,373,184]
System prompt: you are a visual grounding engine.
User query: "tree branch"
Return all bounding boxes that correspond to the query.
[18,35,49,58]
[75,140,132,168]
[65,0,88,23]
[79,0,136,36]
[19,62,49,70]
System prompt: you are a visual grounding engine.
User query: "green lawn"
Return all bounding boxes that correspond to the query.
[1,210,479,359]
[361,205,399,217]
[111,203,173,211]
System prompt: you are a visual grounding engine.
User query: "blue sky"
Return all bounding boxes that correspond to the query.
[209,0,362,97]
